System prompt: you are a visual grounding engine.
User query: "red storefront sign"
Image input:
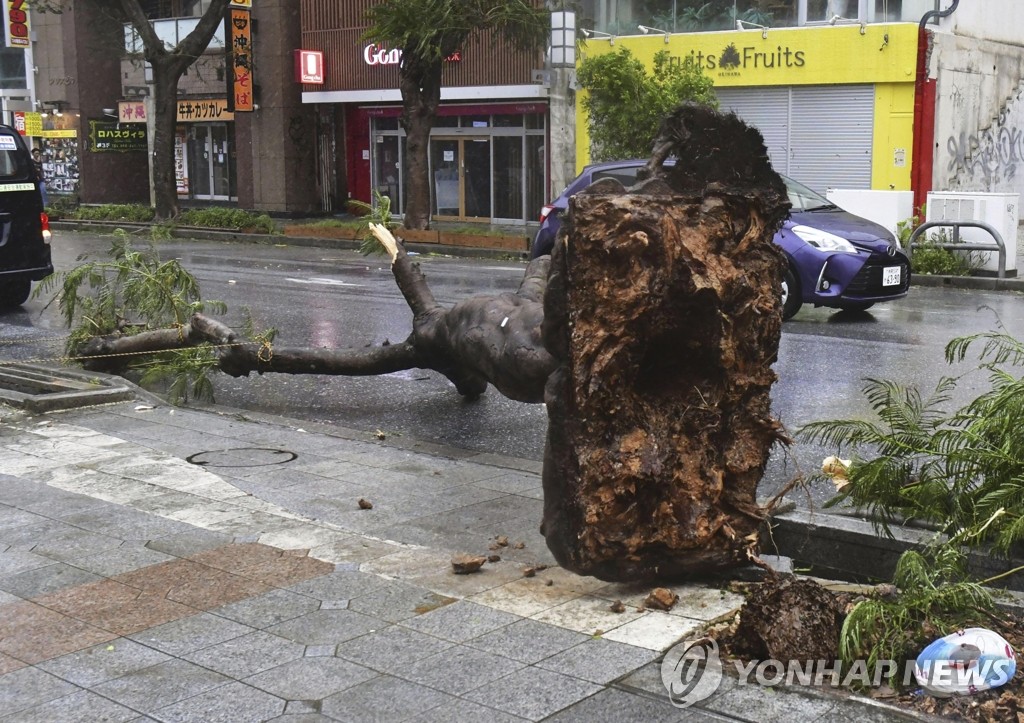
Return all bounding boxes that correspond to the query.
[295,49,324,84]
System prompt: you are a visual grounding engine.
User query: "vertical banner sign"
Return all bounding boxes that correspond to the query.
[5,0,30,48]
[226,8,253,112]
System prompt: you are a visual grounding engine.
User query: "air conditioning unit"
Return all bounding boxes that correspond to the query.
[825,189,914,242]
[925,192,1019,275]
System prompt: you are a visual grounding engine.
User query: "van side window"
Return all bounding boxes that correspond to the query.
[0,149,16,178]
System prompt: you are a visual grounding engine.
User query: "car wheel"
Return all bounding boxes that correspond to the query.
[0,278,31,309]
[781,267,802,320]
[837,301,875,313]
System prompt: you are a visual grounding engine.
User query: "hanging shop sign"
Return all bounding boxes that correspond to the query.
[118,101,147,124]
[4,0,30,49]
[89,120,147,152]
[295,49,323,84]
[177,98,233,122]
[225,7,254,112]
[229,0,252,6]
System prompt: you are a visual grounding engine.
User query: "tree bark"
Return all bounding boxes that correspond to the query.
[539,103,792,582]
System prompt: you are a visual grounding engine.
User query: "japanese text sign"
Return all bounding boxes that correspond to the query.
[226,8,254,112]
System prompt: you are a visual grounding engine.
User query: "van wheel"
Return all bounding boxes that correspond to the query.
[781,267,802,320]
[0,278,31,309]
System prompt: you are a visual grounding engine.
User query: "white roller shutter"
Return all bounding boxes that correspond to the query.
[716,85,875,194]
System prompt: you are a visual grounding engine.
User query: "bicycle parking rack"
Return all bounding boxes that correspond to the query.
[908,219,1007,279]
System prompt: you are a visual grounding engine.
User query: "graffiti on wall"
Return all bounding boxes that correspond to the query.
[946,83,1024,193]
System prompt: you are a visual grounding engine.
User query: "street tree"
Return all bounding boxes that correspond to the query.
[362,0,549,230]
[32,0,230,219]
[52,104,790,582]
[577,46,717,161]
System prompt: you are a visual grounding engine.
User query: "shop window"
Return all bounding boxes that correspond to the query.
[461,115,489,128]
[525,113,545,130]
[493,115,523,128]
[374,117,399,131]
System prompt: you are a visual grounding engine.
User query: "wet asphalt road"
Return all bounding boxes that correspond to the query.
[5,230,1024,509]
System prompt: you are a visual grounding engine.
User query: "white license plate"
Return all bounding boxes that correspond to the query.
[882,266,901,286]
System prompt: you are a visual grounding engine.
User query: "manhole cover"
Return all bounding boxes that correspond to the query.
[0,363,135,412]
[187,448,298,467]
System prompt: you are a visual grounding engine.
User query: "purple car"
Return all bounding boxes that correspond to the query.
[532,160,910,320]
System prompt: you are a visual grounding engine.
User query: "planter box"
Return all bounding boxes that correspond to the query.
[395,229,440,244]
[438,232,529,252]
[282,225,361,240]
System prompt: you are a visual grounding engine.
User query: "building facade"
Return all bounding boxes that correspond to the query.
[4,0,317,214]
[297,0,550,226]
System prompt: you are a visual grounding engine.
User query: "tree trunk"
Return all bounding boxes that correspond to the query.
[71,104,794,585]
[150,60,180,219]
[399,64,441,230]
[539,103,792,582]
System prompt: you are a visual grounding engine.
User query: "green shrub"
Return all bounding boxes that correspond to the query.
[176,207,276,233]
[69,204,155,222]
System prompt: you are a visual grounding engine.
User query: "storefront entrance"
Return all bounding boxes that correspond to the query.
[430,136,491,220]
[361,103,547,226]
[188,123,235,200]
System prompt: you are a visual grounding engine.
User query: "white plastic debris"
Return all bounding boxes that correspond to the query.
[914,627,1016,697]
[134,405,155,412]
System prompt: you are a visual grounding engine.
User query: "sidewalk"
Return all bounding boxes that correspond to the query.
[0,382,934,721]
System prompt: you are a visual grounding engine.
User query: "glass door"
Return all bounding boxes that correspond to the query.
[188,123,235,201]
[430,136,491,221]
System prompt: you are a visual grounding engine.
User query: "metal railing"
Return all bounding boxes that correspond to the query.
[907,220,1007,279]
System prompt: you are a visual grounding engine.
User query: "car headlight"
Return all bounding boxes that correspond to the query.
[792,225,858,254]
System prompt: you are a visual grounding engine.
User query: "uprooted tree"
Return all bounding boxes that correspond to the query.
[57,103,792,582]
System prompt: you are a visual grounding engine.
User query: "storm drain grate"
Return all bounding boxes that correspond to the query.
[0,363,135,412]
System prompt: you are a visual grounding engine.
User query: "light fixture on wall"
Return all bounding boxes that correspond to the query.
[638,24,670,42]
[581,28,615,45]
[550,11,576,67]
[735,19,769,39]
[829,14,866,34]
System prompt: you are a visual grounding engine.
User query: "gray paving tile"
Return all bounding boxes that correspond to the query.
[69,543,174,577]
[616,660,667,697]
[210,588,321,629]
[0,547,55,577]
[37,638,172,688]
[286,569,389,602]
[267,609,383,645]
[335,625,454,673]
[183,630,306,679]
[472,472,541,494]
[0,560,103,598]
[0,666,80,718]
[467,619,591,664]
[128,612,255,657]
[25,528,125,564]
[0,507,52,534]
[151,681,285,723]
[463,666,602,722]
[397,645,524,695]
[535,638,660,685]
[544,686,685,722]
[320,674,455,722]
[143,529,233,558]
[2,689,139,723]
[346,580,456,623]
[243,656,377,700]
[406,698,530,723]
[700,680,839,722]
[400,600,521,643]
[90,659,230,713]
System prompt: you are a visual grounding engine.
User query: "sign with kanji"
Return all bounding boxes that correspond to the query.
[225,8,254,112]
[118,101,147,124]
[5,0,30,49]
[89,121,147,152]
[177,98,234,122]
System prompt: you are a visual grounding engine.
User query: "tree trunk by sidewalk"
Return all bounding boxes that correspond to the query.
[540,103,792,582]
[73,103,791,581]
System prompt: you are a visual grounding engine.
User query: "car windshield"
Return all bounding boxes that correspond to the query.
[784,176,837,212]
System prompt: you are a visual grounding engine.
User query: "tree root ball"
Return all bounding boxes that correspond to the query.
[730,576,843,662]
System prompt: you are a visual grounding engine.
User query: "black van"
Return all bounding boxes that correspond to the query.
[0,124,52,309]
